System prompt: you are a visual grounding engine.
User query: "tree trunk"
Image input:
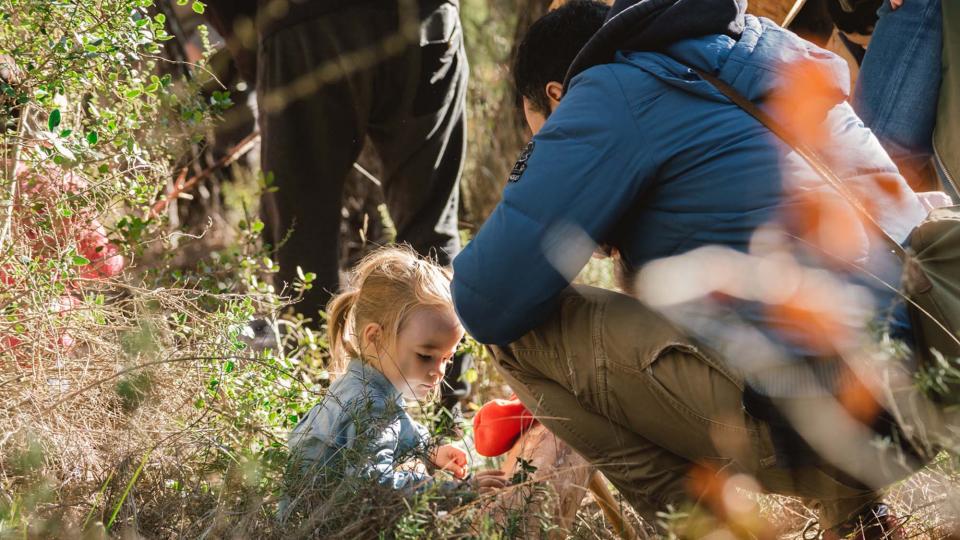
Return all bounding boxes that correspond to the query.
[461,0,553,229]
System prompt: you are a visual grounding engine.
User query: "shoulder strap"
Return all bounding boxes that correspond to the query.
[692,67,907,259]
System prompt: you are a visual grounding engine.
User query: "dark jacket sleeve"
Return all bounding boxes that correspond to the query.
[452,66,655,345]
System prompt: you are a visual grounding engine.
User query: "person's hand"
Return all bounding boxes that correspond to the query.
[430,444,468,478]
[890,0,903,9]
[470,469,509,494]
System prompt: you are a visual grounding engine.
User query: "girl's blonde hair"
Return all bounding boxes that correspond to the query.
[326,245,454,374]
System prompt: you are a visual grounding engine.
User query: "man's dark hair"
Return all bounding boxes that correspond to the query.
[513,0,610,115]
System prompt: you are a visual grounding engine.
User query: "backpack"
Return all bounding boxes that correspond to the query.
[903,206,960,398]
[696,68,960,402]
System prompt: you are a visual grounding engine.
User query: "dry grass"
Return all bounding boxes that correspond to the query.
[5,272,960,538]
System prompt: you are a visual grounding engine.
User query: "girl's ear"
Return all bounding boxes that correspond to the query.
[361,322,384,353]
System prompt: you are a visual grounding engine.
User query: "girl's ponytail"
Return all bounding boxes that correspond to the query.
[325,288,360,375]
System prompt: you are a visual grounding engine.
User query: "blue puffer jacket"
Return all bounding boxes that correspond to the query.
[452,10,926,355]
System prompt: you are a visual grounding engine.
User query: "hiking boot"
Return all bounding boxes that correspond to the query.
[822,503,906,540]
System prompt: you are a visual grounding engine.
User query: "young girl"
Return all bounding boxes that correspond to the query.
[287,246,505,497]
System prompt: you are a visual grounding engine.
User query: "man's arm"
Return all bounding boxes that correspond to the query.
[452,66,654,345]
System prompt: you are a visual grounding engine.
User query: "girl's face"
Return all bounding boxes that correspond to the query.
[367,305,465,400]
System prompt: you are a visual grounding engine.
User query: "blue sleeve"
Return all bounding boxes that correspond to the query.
[452,66,655,345]
[407,417,431,450]
[351,399,467,495]
[354,414,435,492]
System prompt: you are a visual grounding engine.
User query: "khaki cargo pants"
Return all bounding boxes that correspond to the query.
[488,285,923,529]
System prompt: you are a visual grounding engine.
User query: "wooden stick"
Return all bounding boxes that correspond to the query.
[589,471,639,540]
[782,0,810,28]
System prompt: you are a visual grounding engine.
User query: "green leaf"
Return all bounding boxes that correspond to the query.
[51,138,76,161]
[191,1,205,14]
[86,131,98,145]
[48,108,60,131]
[125,88,141,99]
[72,255,90,266]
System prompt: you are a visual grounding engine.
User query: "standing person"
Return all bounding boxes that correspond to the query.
[257,0,468,319]
[933,1,960,198]
[451,1,950,537]
[205,0,468,320]
[852,0,954,194]
[203,0,472,429]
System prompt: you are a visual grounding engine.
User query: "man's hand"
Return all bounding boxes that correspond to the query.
[890,0,903,9]
[470,469,509,494]
[430,444,468,478]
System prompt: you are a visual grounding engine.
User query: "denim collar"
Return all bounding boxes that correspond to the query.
[345,358,403,405]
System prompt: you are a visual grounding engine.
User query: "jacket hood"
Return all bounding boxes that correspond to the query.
[563,0,747,88]
[565,0,850,107]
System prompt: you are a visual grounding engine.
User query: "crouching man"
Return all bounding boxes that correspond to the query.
[452,1,955,537]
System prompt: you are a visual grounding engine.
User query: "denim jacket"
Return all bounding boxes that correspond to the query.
[288,359,435,491]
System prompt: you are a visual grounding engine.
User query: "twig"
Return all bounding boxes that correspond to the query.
[24,354,260,412]
[148,128,383,220]
[149,130,260,218]
[0,106,27,249]
[352,162,382,187]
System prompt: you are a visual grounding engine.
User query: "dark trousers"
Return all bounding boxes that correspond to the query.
[257,0,467,319]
